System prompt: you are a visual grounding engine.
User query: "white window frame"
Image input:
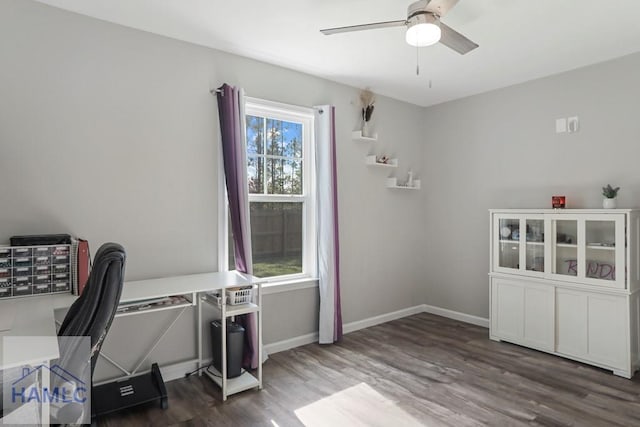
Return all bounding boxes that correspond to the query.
[218,97,317,283]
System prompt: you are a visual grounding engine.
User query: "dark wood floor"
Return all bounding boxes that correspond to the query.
[97,313,640,426]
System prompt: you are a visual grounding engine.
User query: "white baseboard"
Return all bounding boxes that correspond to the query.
[342,305,425,335]
[264,332,319,355]
[153,305,490,382]
[265,304,489,356]
[94,358,201,386]
[421,304,489,328]
[159,359,201,383]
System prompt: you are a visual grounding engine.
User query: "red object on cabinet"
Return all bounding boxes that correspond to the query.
[552,196,566,208]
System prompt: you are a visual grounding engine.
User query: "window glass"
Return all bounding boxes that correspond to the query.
[225,100,314,280]
[250,202,303,277]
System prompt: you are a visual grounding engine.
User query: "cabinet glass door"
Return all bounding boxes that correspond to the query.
[553,219,578,277]
[525,219,545,272]
[585,220,617,282]
[498,217,520,270]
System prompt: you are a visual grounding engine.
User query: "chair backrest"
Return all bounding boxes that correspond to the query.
[58,242,126,375]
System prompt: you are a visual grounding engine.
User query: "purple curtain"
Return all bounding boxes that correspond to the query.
[315,105,343,343]
[217,83,258,369]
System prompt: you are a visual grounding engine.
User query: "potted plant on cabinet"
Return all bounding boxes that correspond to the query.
[602,184,620,209]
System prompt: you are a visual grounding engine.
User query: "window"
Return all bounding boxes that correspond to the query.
[226,98,316,280]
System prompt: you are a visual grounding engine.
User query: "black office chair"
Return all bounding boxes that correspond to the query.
[53,242,126,424]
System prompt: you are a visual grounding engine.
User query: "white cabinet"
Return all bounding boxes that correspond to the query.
[556,289,628,372]
[492,213,546,277]
[490,209,640,378]
[491,278,554,351]
[547,213,626,289]
[555,289,588,357]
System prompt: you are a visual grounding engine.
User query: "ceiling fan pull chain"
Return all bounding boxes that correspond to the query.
[416,46,420,75]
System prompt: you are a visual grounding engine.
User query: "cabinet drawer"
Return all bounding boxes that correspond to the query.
[50,246,69,256]
[33,274,51,285]
[52,281,70,292]
[52,255,69,265]
[34,256,51,266]
[0,244,71,299]
[13,284,32,296]
[33,283,51,294]
[13,276,32,287]
[12,266,33,277]
[34,265,52,275]
[12,257,32,268]
[52,264,69,274]
[12,248,32,258]
[52,273,69,282]
[32,247,51,257]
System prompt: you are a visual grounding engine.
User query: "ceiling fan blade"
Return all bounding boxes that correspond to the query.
[425,0,460,17]
[320,20,406,35]
[439,22,478,54]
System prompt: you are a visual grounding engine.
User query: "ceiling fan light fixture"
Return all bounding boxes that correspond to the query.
[405,14,441,47]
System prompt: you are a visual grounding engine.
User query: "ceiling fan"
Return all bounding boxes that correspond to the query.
[320,0,478,54]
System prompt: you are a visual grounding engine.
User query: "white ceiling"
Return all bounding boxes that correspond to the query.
[35,0,640,107]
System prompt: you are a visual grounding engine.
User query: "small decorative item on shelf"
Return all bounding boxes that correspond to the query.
[359,89,375,137]
[552,196,566,209]
[602,184,620,209]
[377,155,389,164]
[407,170,414,187]
[386,177,421,189]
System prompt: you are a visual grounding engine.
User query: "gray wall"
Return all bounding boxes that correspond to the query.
[5,0,639,382]
[421,52,640,318]
[1,0,425,380]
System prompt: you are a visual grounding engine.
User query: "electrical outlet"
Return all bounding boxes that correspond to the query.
[568,116,579,133]
[556,118,567,133]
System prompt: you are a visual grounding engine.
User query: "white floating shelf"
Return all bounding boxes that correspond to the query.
[386,177,421,190]
[365,155,398,168]
[352,130,378,142]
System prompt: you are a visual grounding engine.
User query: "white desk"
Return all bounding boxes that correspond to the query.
[0,296,59,370]
[1,271,258,368]
[0,296,62,425]
[0,270,262,411]
[119,271,258,303]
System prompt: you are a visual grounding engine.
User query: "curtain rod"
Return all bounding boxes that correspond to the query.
[210,89,222,94]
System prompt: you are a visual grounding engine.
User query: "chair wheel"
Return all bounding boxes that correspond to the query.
[160,397,169,410]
